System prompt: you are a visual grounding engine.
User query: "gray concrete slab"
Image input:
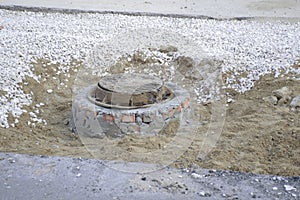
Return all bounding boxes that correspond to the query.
[0,153,299,199]
[0,0,300,18]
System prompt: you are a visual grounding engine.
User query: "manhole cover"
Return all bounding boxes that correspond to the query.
[89,73,173,108]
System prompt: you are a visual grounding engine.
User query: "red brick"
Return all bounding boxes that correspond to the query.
[102,114,115,123]
[85,110,91,118]
[176,105,182,112]
[168,108,176,118]
[181,98,190,109]
[130,124,141,133]
[94,111,99,118]
[121,114,135,123]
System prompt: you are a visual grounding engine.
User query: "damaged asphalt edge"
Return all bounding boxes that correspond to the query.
[0,152,299,199]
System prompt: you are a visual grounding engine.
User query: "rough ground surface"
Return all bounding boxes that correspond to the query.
[0,7,299,186]
[179,72,300,176]
[0,153,299,200]
[1,58,299,177]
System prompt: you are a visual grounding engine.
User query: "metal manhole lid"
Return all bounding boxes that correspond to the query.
[98,73,163,95]
[89,73,174,108]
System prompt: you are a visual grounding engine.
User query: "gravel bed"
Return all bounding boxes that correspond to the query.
[0,9,300,128]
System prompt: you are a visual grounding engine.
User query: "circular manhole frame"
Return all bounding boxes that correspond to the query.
[88,73,175,109]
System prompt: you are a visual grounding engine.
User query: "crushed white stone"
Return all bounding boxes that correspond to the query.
[0,9,299,128]
[46,89,53,94]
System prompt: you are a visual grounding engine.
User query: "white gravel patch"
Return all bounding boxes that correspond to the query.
[0,9,299,128]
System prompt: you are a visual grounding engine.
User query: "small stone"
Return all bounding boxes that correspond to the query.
[199,191,211,197]
[198,154,206,161]
[63,119,69,125]
[273,187,278,191]
[176,56,194,72]
[136,115,142,125]
[263,96,278,105]
[46,89,53,94]
[272,87,291,99]
[8,158,15,163]
[199,191,206,196]
[142,114,152,123]
[250,192,256,198]
[278,96,291,106]
[159,45,178,53]
[222,193,232,197]
[191,173,202,179]
[76,173,82,178]
[284,185,296,191]
[227,98,235,103]
[290,95,300,111]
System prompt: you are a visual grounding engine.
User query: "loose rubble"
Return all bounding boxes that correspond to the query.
[272,86,292,105]
[290,95,300,111]
[263,95,278,105]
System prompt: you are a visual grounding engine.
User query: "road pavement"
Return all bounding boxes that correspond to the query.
[0,0,300,18]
